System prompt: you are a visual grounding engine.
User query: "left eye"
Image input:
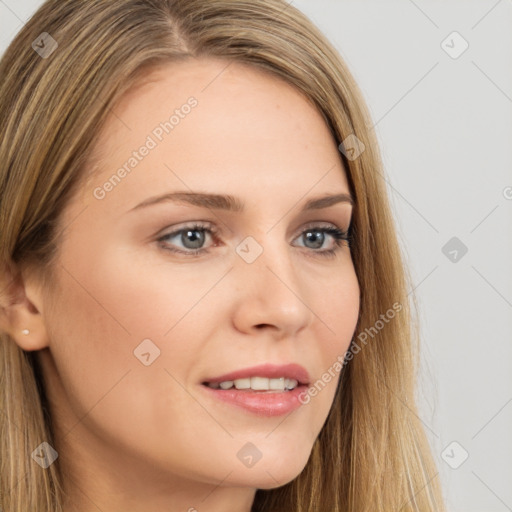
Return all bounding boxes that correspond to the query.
[157,222,351,257]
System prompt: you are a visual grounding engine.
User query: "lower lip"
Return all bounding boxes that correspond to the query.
[200,384,308,417]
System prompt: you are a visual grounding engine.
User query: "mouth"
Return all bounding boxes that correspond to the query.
[199,363,310,416]
[202,376,301,392]
[201,362,310,392]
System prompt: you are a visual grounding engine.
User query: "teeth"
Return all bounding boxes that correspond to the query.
[251,377,269,390]
[285,378,298,390]
[207,377,299,391]
[269,377,285,390]
[234,378,251,389]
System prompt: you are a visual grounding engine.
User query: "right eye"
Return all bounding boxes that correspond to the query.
[157,222,219,257]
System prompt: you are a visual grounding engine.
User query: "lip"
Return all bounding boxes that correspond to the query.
[201,384,308,417]
[200,363,311,417]
[202,363,311,386]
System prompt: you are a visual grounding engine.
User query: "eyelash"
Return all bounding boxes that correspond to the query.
[156,222,352,259]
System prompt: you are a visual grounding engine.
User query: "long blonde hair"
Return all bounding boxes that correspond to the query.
[0,1,445,510]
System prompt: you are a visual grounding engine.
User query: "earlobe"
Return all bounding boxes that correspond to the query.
[0,270,50,351]
[0,301,50,352]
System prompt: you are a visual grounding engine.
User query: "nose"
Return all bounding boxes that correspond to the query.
[230,237,314,339]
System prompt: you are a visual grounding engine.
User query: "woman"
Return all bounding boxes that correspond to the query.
[0,0,445,510]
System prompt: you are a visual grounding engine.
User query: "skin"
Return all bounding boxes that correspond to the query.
[3,57,359,511]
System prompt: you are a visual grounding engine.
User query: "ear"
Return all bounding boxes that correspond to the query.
[0,263,50,351]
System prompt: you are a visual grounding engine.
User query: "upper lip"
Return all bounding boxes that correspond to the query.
[202,363,310,386]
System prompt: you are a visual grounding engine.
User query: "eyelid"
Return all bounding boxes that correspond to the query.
[298,220,344,231]
[157,220,218,238]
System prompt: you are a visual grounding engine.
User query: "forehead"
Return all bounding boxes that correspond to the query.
[79,57,349,212]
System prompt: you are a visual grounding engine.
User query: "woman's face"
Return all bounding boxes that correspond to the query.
[36,57,359,502]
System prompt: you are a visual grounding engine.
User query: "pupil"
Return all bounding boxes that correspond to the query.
[305,231,324,249]
[183,229,204,249]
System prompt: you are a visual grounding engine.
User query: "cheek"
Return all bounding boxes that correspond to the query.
[49,239,239,420]
[45,255,227,475]
[302,265,359,407]
[314,263,360,358]
[55,235,221,343]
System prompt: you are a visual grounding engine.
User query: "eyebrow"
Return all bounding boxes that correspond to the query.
[129,191,355,213]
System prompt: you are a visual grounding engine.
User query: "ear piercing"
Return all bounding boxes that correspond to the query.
[22,329,30,335]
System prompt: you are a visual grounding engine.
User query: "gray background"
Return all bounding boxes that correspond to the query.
[1,1,511,510]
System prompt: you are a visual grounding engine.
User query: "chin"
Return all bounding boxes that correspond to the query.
[224,447,312,490]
